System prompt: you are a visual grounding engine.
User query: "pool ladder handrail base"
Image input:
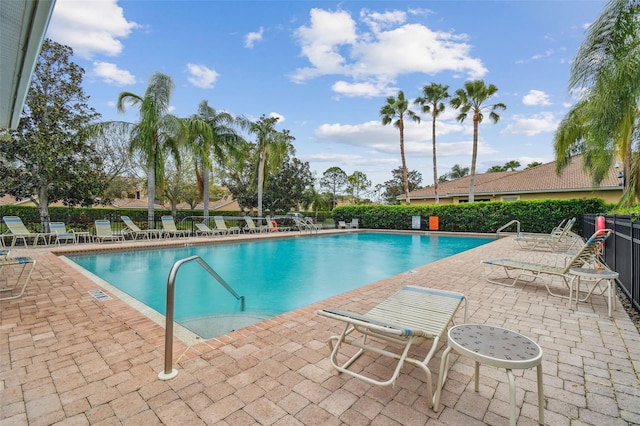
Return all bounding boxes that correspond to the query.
[159,255,244,380]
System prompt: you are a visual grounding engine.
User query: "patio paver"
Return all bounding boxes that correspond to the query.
[1,231,639,425]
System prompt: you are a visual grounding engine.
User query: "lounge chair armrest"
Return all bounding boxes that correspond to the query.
[318,308,408,337]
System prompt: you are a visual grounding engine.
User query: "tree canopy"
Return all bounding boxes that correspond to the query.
[415,83,450,203]
[554,0,640,206]
[320,167,348,208]
[380,90,420,204]
[0,39,105,226]
[450,80,506,202]
[383,167,422,204]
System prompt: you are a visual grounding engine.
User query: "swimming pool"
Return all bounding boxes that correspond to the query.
[68,232,493,338]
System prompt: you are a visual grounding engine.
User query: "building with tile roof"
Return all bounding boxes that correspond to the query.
[399,155,623,204]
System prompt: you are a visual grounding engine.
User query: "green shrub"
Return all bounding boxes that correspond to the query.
[332,199,613,234]
[2,200,611,235]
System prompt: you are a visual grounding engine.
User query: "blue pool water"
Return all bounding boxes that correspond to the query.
[68,232,492,338]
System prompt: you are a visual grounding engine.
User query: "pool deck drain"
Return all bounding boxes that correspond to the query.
[88,289,112,301]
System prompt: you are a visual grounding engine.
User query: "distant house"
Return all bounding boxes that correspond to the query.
[175,195,241,212]
[399,156,623,205]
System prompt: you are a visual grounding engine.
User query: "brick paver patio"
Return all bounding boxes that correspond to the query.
[1,231,639,425]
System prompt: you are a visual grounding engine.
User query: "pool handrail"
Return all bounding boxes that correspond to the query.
[159,255,245,380]
[496,219,520,235]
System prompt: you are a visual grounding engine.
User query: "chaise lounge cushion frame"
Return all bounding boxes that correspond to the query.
[94,220,126,243]
[161,216,191,238]
[2,216,52,248]
[317,285,467,407]
[482,228,612,299]
[121,216,163,240]
[514,217,581,252]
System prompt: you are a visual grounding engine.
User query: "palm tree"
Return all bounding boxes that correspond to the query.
[450,80,506,202]
[448,164,470,179]
[554,0,640,206]
[250,115,292,217]
[380,90,420,204]
[116,72,185,227]
[415,83,450,203]
[188,100,248,218]
[302,184,330,219]
[503,160,521,171]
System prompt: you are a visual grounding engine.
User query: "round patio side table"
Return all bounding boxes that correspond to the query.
[433,324,544,426]
[74,232,92,244]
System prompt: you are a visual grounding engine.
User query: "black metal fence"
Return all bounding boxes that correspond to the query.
[583,214,640,312]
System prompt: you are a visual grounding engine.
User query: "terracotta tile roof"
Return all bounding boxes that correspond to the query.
[403,155,622,200]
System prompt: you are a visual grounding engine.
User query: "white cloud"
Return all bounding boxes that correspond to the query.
[291,9,358,81]
[49,0,138,59]
[245,27,264,48]
[522,89,552,106]
[291,8,487,95]
[360,9,407,34]
[332,80,397,98]
[186,64,219,89]
[92,62,135,85]
[501,112,558,136]
[270,112,285,123]
[515,49,554,64]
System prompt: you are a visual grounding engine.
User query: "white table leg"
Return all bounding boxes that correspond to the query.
[507,369,516,426]
[537,363,544,425]
[474,361,480,392]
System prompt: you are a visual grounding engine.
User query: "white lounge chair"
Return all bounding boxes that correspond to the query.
[317,286,467,407]
[161,216,191,238]
[337,221,347,229]
[121,216,162,240]
[49,222,76,245]
[94,220,125,243]
[482,228,612,299]
[3,216,52,248]
[243,216,267,233]
[350,218,359,229]
[195,223,226,236]
[515,217,580,252]
[0,255,37,301]
[213,216,240,235]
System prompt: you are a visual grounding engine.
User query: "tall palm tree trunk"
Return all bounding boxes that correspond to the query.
[147,163,156,228]
[202,168,210,218]
[399,122,410,204]
[432,114,439,203]
[257,145,267,217]
[469,115,479,202]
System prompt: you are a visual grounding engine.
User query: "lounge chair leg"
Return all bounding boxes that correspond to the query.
[0,259,36,301]
[433,345,453,411]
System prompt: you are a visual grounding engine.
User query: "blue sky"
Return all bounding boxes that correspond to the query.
[46,0,606,190]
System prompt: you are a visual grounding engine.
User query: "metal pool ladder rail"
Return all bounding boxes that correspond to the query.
[159,255,245,380]
[496,219,520,236]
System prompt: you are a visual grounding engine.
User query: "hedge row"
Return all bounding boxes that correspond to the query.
[332,198,613,235]
[0,199,612,235]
